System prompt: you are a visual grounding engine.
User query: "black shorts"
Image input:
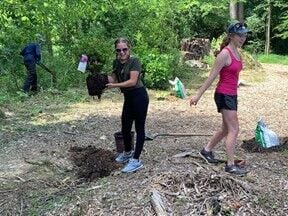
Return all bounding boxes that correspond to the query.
[214,92,237,113]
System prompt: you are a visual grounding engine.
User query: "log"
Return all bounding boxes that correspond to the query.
[150,188,168,216]
[180,38,210,60]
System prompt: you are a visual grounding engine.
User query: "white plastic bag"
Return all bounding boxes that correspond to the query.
[255,118,279,148]
[169,77,187,99]
[77,54,88,73]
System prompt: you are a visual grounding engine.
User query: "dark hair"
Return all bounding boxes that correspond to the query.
[114,37,131,49]
[214,36,230,57]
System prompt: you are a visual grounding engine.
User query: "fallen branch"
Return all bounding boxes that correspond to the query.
[172,151,195,158]
[24,158,45,166]
[63,131,77,135]
[86,185,103,192]
[150,188,168,216]
[224,175,254,193]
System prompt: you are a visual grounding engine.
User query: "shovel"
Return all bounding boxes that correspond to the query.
[145,132,212,141]
[37,62,57,84]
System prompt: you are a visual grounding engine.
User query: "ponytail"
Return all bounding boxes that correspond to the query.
[214,36,231,57]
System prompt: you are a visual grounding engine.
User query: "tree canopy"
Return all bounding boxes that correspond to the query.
[0,0,287,92]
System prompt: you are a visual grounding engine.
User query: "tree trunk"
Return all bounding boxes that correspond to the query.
[229,1,244,23]
[265,0,271,55]
[229,1,238,20]
[238,2,244,23]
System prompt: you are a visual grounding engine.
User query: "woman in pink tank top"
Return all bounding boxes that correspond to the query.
[189,22,251,176]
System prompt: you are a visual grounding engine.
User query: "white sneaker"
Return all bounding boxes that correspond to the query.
[122,158,143,173]
[115,151,133,163]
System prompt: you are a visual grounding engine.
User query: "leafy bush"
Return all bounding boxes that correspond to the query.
[141,52,176,89]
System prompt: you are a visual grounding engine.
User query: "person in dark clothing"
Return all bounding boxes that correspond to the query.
[106,37,149,173]
[20,43,41,93]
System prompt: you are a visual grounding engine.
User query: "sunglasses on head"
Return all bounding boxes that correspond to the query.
[235,23,247,31]
[115,48,128,53]
[230,22,249,33]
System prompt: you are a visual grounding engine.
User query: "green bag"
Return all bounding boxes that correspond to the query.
[169,77,187,99]
[255,118,279,148]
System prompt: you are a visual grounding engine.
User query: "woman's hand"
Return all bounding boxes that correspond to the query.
[189,95,200,106]
[106,83,116,88]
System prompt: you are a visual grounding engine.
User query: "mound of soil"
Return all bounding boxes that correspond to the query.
[69,146,120,182]
[241,137,288,153]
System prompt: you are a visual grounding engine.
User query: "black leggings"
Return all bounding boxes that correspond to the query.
[121,87,149,159]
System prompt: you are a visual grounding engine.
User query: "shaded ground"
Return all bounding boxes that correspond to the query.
[241,137,288,153]
[0,63,288,215]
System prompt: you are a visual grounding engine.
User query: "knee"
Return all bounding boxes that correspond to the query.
[228,126,239,136]
[218,129,228,137]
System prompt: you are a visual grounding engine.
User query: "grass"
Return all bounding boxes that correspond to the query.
[257,54,288,65]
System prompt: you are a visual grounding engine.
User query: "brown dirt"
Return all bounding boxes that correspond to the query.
[69,146,121,182]
[0,63,288,215]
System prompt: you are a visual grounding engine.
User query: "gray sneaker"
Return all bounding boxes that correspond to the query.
[199,149,218,164]
[225,164,248,176]
[122,158,143,173]
[115,151,133,163]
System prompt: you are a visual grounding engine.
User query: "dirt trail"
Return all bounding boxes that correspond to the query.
[0,63,288,215]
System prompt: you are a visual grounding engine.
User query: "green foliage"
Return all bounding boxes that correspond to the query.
[1,0,287,93]
[211,34,225,52]
[141,52,176,89]
[245,0,288,54]
[244,14,266,54]
[171,61,206,90]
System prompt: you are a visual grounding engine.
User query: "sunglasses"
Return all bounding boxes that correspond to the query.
[115,48,128,53]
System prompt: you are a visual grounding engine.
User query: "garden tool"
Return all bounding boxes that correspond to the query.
[37,62,57,83]
[145,132,212,141]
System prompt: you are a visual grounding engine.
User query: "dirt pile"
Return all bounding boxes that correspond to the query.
[69,146,120,181]
[241,137,288,153]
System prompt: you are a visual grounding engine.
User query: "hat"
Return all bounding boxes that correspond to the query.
[228,22,251,34]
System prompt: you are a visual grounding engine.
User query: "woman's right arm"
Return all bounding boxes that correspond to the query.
[189,50,229,106]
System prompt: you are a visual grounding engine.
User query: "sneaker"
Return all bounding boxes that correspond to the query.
[122,158,143,173]
[225,164,248,176]
[115,151,133,163]
[199,149,218,164]
[226,160,246,169]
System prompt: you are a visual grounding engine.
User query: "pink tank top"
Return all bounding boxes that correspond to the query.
[215,47,242,95]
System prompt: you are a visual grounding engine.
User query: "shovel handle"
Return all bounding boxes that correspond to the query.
[155,133,212,137]
[37,62,57,84]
